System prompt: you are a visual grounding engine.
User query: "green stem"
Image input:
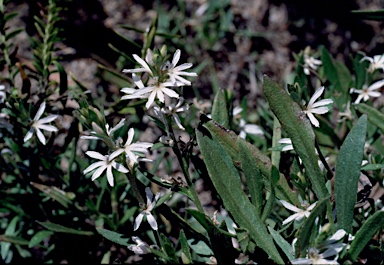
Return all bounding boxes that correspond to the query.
[126,170,145,208]
[167,118,204,213]
[111,185,119,228]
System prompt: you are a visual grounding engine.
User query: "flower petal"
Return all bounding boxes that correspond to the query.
[146,213,158,230]
[134,213,144,231]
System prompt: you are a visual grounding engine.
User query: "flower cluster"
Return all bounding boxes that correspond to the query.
[121,48,197,109]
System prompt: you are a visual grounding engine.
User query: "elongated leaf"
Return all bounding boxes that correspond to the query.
[179,230,192,264]
[296,197,328,256]
[201,118,299,205]
[160,233,178,263]
[196,129,284,263]
[354,103,384,133]
[263,76,329,202]
[352,53,367,90]
[96,228,129,246]
[187,209,236,264]
[238,139,263,215]
[351,9,384,21]
[268,227,295,261]
[37,221,93,236]
[0,235,29,245]
[348,211,384,261]
[335,115,367,233]
[211,89,229,127]
[28,231,54,248]
[31,182,73,208]
[321,47,338,84]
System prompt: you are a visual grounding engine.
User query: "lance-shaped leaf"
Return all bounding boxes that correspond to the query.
[96,228,129,246]
[263,76,329,202]
[196,129,284,263]
[348,211,384,261]
[335,114,367,233]
[354,103,384,133]
[296,197,328,257]
[211,89,229,127]
[200,118,299,205]
[31,182,73,208]
[268,227,295,261]
[37,221,93,236]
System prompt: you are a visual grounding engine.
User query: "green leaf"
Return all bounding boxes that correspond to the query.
[53,61,68,95]
[187,239,213,256]
[321,47,338,84]
[37,222,94,236]
[351,9,384,21]
[354,103,384,133]
[296,196,328,257]
[28,231,54,248]
[196,129,284,263]
[268,227,295,261]
[0,235,29,245]
[211,89,229,127]
[96,228,129,246]
[352,53,367,90]
[160,233,178,263]
[263,76,329,202]
[31,182,73,208]
[200,118,299,205]
[238,139,263,215]
[348,211,384,261]
[179,230,193,264]
[335,115,367,233]
[361,164,384,171]
[261,166,278,222]
[186,208,236,264]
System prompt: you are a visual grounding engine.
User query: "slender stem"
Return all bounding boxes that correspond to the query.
[126,169,145,208]
[167,118,204,213]
[314,139,334,180]
[111,184,119,228]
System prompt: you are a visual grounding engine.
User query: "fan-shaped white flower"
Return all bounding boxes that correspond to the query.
[278,138,294,151]
[122,49,154,75]
[110,128,153,167]
[164,49,197,85]
[304,54,322,75]
[83,151,128,187]
[81,119,126,140]
[0,85,5,103]
[134,187,160,231]
[23,102,58,145]
[280,200,317,225]
[360,54,384,73]
[238,119,263,139]
[162,97,189,130]
[303,86,333,127]
[128,236,158,255]
[350,79,384,104]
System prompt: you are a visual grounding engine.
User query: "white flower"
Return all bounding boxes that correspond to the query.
[0,85,5,103]
[291,247,339,264]
[238,119,263,139]
[163,49,197,85]
[128,236,154,255]
[337,101,353,122]
[122,49,154,75]
[304,54,322,75]
[83,151,129,187]
[134,187,160,231]
[23,102,59,145]
[162,97,189,130]
[120,74,149,101]
[278,138,294,151]
[81,119,126,140]
[303,86,333,127]
[110,128,153,167]
[349,79,384,104]
[280,200,317,225]
[128,77,184,109]
[360,54,384,73]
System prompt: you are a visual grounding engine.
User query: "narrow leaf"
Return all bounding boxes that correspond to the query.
[31,182,72,208]
[321,46,338,84]
[201,118,299,205]
[335,115,367,233]
[37,221,93,236]
[0,235,29,245]
[96,228,129,246]
[263,76,329,202]
[179,230,193,264]
[196,129,284,263]
[268,227,295,261]
[354,103,384,133]
[238,139,263,215]
[28,231,54,248]
[351,9,384,21]
[348,211,384,261]
[296,196,328,256]
[211,89,229,127]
